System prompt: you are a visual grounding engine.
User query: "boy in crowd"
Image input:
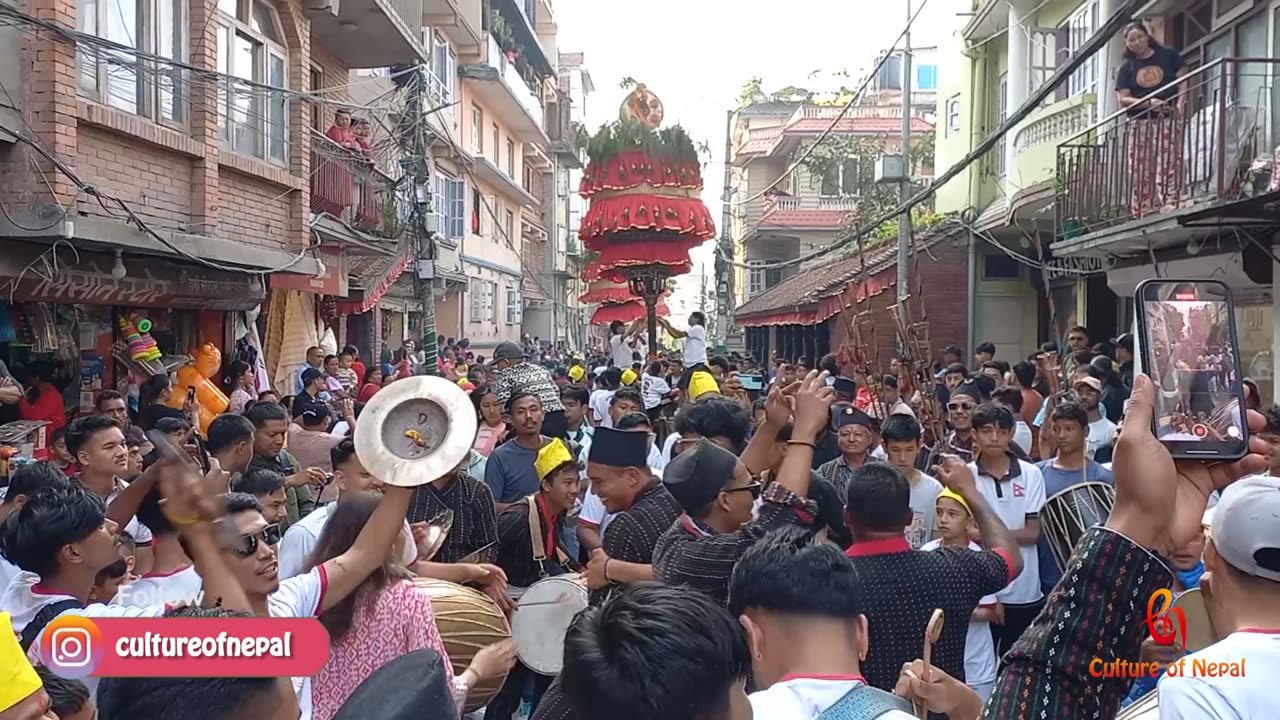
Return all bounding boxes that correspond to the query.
[920,488,1000,702]
[1034,402,1113,594]
[232,470,291,526]
[36,666,95,720]
[89,531,136,604]
[966,402,1046,661]
[878,415,942,549]
[334,352,360,393]
[50,428,77,476]
[561,384,593,451]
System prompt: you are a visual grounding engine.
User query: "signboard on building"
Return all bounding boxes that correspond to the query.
[270,246,348,296]
[1045,256,1106,280]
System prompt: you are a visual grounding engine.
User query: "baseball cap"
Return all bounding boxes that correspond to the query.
[1111,333,1134,353]
[1073,376,1103,393]
[1211,475,1280,582]
[491,342,523,363]
[301,367,324,385]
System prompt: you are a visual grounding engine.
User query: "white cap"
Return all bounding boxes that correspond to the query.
[1211,475,1280,582]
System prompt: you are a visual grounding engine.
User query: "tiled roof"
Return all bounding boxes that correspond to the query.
[785,117,935,135]
[758,208,853,229]
[739,101,804,116]
[735,217,963,318]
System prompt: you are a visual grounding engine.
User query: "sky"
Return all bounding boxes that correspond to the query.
[552,0,957,326]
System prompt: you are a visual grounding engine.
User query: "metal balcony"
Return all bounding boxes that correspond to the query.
[310,134,406,240]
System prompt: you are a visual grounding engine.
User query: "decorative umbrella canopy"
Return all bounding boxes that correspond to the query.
[591,300,671,326]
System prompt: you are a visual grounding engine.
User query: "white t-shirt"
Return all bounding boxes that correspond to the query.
[968,457,1046,604]
[641,373,672,410]
[1158,630,1280,719]
[0,556,18,595]
[609,334,636,368]
[661,433,681,465]
[920,540,998,686]
[578,489,616,536]
[2,571,166,699]
[905,473,943,549]
[269,565,329,720]
[112,565,204,608]
[749,676,916,719]
[683,325,707,365]
[1013,421,1033,456]
[106,481,154,546]
[1086,417,1117,460]
[277,503,417,581]
[589,389,616,428]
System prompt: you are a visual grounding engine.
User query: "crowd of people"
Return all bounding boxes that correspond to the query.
[1,315,1278,720]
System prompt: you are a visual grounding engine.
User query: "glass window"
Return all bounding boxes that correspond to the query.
[946,96,960,136]
[217,0,288,162]
[78,0,185,124]
[470,278,485,321]
[915,64,937,91]
[1066,1,1099,97]
[472,105,483,153]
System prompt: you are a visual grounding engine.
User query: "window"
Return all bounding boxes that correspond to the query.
[434,172,465,240]
[470,278,485,320]
[747,260,785,298]
[994,74,1008,177]
[819,157,874,196]
[1030,30,1057,100]
[471,187,482,233]
[506,286,522,324]
[1064,1,1100,97]
[471,105,484,154]
[506,139,516,176]
[945,95,960,136]
[492,124,500,165]
[486,281,498,322]
[429,33,456,109]
[309,66,323,132]
[915,64,938,91]
[983,253,1022,280]
[505,209,515,245]
[78,0,186,125]
[216,0,288,162]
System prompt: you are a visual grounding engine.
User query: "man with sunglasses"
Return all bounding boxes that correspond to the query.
[217,477,413,720]
[942,382,984,464]
[653,370,836,607]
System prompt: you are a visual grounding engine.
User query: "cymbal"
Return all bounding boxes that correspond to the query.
[354,376,477,487]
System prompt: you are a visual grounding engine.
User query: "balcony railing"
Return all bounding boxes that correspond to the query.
[766,196,860,211]
[1056,58,1278,238]
[488,35,545,130]
[310,133,405,239]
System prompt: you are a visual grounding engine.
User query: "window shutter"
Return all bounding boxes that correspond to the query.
[1054,26,1071,102]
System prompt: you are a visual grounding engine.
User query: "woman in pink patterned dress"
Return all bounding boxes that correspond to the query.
[308,493,515,719]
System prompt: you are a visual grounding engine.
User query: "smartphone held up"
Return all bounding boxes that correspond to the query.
[1133,279,1248,460]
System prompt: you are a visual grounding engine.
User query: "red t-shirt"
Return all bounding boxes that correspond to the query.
[18,386,67,430]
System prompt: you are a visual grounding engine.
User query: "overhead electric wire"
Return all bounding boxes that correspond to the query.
[720,0,1144,271]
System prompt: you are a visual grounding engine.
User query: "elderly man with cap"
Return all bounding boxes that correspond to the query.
[816,404,879,499]
[580,426,682,605]
[487,438,582,720]
[654,370,835,606]
[491,341,568,439]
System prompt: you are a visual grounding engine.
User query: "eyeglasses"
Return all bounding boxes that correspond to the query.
[227,523,282,558]
[947,402,976,412]
[725,482,763,500]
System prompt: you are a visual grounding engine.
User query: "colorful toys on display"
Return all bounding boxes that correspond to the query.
[167,343,230,434]
[119,313,163,362]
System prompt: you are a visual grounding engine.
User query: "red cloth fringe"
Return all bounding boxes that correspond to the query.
[579,151,704,198]
[581,261,623,284]
[591,300,671,325]
[579,195,716,246]
[579,285,637,304]
[596,242,695,274]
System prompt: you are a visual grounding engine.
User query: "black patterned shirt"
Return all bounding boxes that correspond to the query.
[984,527,1172,719]
[495,494,572,588]
[594,481,683,605]
[494,362,564,414]
[406,472,499,564]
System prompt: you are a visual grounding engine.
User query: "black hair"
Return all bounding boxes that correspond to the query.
[672,396,752,454]
[844,462,911,533]
[819,353,841,375]
[505,391,542,415]
[1049,401,1091,430]
[609,320,624,333]
[231,469,285,497]
[50,427,65,446]
[2,461,71,502]
[1121,20,1162,58]
[880,374,898,390]
[944,362,968,377]
[36,666,91,718]
[728,526,864,619]
[123,425,148,448]
[139,373,171,407]
[879,414,922,444]
[223,491,263,515]
[343,344,361,356]
[1012,360,1036,388]
[0,486,107,576]
[1040,341,1060,353]
[610,387,643,408]
[363,365,383,384]
[64,414,123,458]
[300,402,330,428]
[560,383,590,405]
[1262,404,1280,434]
[331,438,358,470]
[646,360,664,376]
[709,356,731,376]
[689,311,705,326]
[615,412,651,431]
[97,610,280,720]
[942,344,963,357]
[562,582,750,720]
[993,387,1024,414]
[154,416,192,435]
[471,384,498,420]
[257,390,278,401]
[976,341,996,357]
[1091,342,1113,359]
[601,367,623,390]
[752,396,768,414]
[206,413,255,454]
[970,402,1015,431]
[312,492,411,641]
[226,360,252,389]
[245,400,288,428]
[96,388,125,410]
[324,354,338,364]
[1068,325,1090,338]
[136,487,176,538]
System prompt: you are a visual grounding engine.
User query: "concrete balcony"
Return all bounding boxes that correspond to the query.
[307,0,426,68]
[1008,94,1096,193]
[424,0,483,55]
[459,36,549,145]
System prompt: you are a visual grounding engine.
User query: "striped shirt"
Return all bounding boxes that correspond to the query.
[407,473,499,564]
[593,481,682,605]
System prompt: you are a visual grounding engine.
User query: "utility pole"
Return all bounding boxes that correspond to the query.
[715,109,735,347]
[407,67,438,375]
[896,0,913,308]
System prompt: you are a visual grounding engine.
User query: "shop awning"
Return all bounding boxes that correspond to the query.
[0,241,266,311]
[334,250,414,315]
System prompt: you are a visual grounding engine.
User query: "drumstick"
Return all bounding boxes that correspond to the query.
[914,609,945,719]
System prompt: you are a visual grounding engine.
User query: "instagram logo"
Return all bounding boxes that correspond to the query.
[39,615,104,678]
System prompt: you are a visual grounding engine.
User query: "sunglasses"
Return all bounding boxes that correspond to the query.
[228,523,282,558]
[725,482,763,500]
[948,402,976,412]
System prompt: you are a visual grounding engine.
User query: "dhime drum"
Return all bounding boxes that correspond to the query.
[1116,690,1158,718]
[414,578,511,712]
[1041,482,1115,572]
[511,575,588,675]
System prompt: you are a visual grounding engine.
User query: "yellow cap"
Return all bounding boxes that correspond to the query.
[535,438,576,480]
[689,370,719,400]
[568,365,586,382]
[621,368,638,386]
[0,612,41,713]
[936,487,972,517]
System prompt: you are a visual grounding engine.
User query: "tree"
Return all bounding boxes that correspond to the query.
[737,77,765,108]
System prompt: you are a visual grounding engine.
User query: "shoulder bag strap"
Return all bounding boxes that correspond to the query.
[527,495,547,563]
[815,684,914,720]
[20,599,84,653]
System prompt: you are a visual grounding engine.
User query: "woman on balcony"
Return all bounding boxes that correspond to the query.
[1115,21,1187,217]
